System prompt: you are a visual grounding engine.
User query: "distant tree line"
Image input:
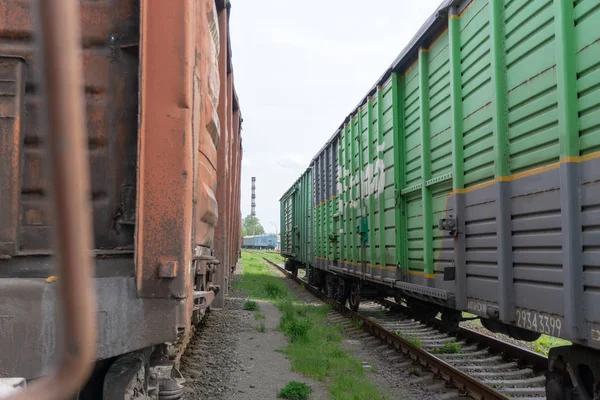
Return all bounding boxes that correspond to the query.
[242,215,265,236]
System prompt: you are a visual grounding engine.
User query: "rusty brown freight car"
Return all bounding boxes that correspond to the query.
[0,0,242,397]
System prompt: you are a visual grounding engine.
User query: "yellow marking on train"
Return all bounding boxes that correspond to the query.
[423,29,449,53]
[451,151,600,196]
[403,61,418,77]
[458,0,477,18]
[408,270,437,278]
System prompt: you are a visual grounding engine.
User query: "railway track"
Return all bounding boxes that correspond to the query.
[261,257,549,400]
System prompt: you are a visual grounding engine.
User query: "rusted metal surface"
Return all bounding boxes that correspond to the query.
[7,0,97,399]
[0,0,242,389]
[213,3,231,308]
[0,58,25,256]
[0,0,139,254]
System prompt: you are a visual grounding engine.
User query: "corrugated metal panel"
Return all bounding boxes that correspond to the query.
[283,0,600,347]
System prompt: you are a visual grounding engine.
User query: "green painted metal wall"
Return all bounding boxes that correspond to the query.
[280,168,313,265]
[309,0,600,276]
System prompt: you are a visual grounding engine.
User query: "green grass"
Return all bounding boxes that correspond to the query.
[261,251,286,264]
[254,312,266,320]
[532,335,571,356]
[243,301,260,311]
[278,381,312,400]
[461,312,571,356]
[234,252,294,302]
[238,251,387,400]
[432,342,462,354]
[397,333,421,348]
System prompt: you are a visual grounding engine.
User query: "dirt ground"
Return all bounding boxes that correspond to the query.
[181,261,442,400]
[181,276,327,400]
[224,297,328,400]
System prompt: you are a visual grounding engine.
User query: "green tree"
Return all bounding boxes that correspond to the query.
[242,215,265,236]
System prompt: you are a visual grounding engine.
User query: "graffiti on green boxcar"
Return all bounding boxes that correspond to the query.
[337,142,386,211]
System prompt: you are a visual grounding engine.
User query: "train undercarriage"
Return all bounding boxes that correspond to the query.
[293,263,600,400]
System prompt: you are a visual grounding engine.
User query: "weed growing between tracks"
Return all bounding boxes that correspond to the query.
[278,381,312,400]
[237,251,387,400]
[243,301,260,311]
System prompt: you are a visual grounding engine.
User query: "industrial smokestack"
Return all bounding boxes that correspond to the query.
[251,177,256,217]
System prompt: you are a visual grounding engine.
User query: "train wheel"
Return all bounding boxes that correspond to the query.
[441,309,461,332]
[349,283,360,312]
[325,273,335,298]
[394,294,403,305]
[546,370,575,400]
[336,278,349,305]
[103,352,155,400]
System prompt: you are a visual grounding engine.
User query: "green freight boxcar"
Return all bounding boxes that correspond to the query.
[280,0,600,397]
[280,168,313,275]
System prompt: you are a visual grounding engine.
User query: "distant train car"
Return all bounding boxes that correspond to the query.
[280,170,312,275]
[243,234,277,250]
[280,0,600,398]
[0,0,242,397]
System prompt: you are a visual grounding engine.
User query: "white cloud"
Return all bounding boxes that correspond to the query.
[230,0,443,232]
[276,153,310,169]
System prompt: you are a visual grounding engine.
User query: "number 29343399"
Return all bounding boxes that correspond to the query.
[515,308,563,337]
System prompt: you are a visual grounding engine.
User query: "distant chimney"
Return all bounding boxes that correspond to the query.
[251,177,256,217]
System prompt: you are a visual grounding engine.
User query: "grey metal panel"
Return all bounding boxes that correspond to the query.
[464,202,496,222]
[465,236,497,248]
[437,250,454,260]
[559,162,585,339]
[511,189,561,215]
[435,261,453,271]
[0,276,182,379]
[321,151,326,202]
[464,186,498,206]
[513,251,562,266]
[314,158,319,204]
[466,277,498,302]
[580,156,600,184]
[325,145,330,199]
[581,180,600,206]
[439,237,454,250]
[585,292,600,322]
[583,270,600,288]
[583,252,600,267]
[466,264,498,278]
[496,181,514,322]
[583,208,600,227]
[512,232,564,248]
[466,250,498,263]
[408,274,427,286]
[465,220,497,235]
[511,214,562,232]
[435,275,458,293]
[583,232,600,246]
[333,139,339,196]
[510,168,560,197]
[513,266,564,284]
[514,283,564,315]
[394,279,450,299]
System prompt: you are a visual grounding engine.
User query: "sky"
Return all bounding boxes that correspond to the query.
[230,0,443,235]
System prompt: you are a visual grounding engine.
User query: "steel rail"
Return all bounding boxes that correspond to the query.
[262,257,510,400]
[378,298,548,373]
[7,0,97,399]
